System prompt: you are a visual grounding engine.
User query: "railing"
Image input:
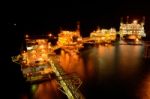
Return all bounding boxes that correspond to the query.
[48,56,84,99]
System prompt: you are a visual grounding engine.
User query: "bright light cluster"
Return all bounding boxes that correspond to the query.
[57,30,81,46]
[120,20,146,38]
[21,39,50,67]
[90,27,116,43]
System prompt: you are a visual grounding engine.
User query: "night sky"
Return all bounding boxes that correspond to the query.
[7,1,149,36]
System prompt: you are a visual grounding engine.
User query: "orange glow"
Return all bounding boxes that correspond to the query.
[21,39,50,66]
[39,45,45,49]
[32,80,59,99]
[59,50,87,80]
[41,53,47,58]
[101,37,105,40]
[48,33,52,37]
[41,49,46,53]
[128,35,137,40]
[31,50,36,54]
[32,55,36,58]
[57,30,82,46]
[25,34,29,38]
[137,74,150,99]
[135,38,139,42]
[38,58,43,61]
[90,27,116,43]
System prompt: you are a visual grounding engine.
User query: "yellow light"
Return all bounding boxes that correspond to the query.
[101,37,105,40]
[38,58,43,61]
[41,54,47,59]
[39,45,44,49]
[41,49,46,53]
[136,38,139,42]
[133,20,137,24]
[31,50,36,54]
[32,55,36,58]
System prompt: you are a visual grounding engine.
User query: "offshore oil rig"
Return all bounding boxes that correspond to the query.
[119,16,146,41]
[11,17,148,99]
[90,26,117,43]
[12,22,84,99]
[57,21,82,46]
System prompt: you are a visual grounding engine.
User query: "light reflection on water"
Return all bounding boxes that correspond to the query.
[59,45,149,99]
[137,73,150,99]
[22,45,150,99]
[22,80,66,99]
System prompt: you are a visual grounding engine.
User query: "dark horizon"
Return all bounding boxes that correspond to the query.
[7,1,150,37]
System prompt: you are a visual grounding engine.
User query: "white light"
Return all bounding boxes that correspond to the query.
[133,20,137,24]
[27,46,33,50]
[25,34,29,38]
[48,33,52,37]
[135,38,139,42]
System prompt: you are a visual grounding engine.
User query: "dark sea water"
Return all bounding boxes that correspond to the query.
[21,45,150,99]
